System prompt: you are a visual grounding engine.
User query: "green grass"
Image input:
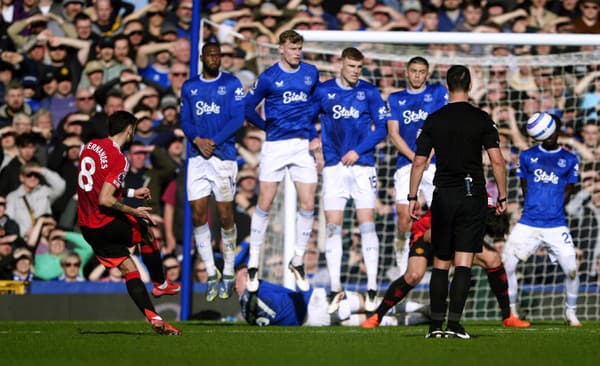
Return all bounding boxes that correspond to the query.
[1,321,598,366]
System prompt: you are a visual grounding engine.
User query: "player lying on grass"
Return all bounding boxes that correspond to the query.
[362,204,530,329]
[236,265,430,326]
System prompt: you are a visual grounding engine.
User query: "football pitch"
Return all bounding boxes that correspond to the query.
[1,321,597,366]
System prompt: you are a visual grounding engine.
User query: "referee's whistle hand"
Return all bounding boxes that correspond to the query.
[495,201,507,216]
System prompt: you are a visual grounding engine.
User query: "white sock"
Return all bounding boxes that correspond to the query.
[221,226,237,277]
[294,209,314,261]
[194,224,215,277]
[559,254,579,308]
[360,222,379,291]
[395,232,410,276]
[503,251,519,306]
[325,224,343,292]
[248,207,269,269]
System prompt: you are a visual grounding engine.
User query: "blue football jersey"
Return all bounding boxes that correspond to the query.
[240,281,312,326]
[517,146,579,228]
[313,78,389,167]
[180,72,245,161]
[388,83,448,169]
[245,61,319,141]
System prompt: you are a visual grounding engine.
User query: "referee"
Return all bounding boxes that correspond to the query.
[408,65,507,339]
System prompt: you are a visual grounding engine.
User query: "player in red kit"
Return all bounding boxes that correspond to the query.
[78,111,181,336]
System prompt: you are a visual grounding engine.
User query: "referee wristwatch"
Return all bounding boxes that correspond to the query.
[407,194,418,201]
[497,197,507,203]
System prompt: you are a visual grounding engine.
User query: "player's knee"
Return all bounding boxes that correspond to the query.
[397,216,412,233]
[219,214,235,229]
[567,269,577,280]
[404,271,424,286]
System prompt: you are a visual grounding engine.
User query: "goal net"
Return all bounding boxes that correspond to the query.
[226,27,600,322]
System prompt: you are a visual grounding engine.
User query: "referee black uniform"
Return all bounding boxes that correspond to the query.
[408,65,507,338]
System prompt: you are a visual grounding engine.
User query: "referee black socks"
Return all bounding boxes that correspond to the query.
[430,268,449,329]
[448,266,472,324]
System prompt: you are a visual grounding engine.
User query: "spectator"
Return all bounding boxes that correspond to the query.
[96,36,128,84]
[456,0,484,32]
[47,132,82,218]
[438,0,465,31]
[0,127,17,170]
[573,0,600,33]
[5,161,66,237]
[194,257,208,282]
[0,132,40,196]
[34,227,93,280]
[155,95,180,133]
[528,0,559,29]
[234,166,258,242]
[61,0,85,23]
[552,0,582,19]
[220,43,237,73]
[0,195,24,248]
[421,5,441,32]
[113,34,135,70]
[162,255,181,282]
[566,174,600,277]
[7,12,77,50]
[136,41,173,89]
[0,81,31,128]
[73,13,99,44]
[78,61,104,93]
[174,0,193,39]
[22,75,43,114]
[11,247,34,281]
[91,0,124,37]
[575,70,600,121]
[48,67,77,128]
[74,87,98,115]
[165,62,188,99]
[403,0,425,31]
[122,142,177,214]
[122,19,146,53]
[57,250,85,282]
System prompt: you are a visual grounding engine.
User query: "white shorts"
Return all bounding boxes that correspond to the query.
[322,163,377,211]
[502,223,576,264]
[259,138,317,183]
[394,164,436,205]
[303,288,330,326]
[186,155,237,202]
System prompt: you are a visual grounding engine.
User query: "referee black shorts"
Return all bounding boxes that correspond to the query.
[430,185,487,261]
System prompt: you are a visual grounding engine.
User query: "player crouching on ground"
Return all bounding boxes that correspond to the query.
[236,265,427,327]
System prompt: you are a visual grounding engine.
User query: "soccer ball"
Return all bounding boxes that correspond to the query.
[526,112,556,141]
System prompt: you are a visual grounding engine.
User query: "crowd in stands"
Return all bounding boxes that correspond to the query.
[0,0,598,289]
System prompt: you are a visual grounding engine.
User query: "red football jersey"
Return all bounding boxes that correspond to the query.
[77,138,129,228]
